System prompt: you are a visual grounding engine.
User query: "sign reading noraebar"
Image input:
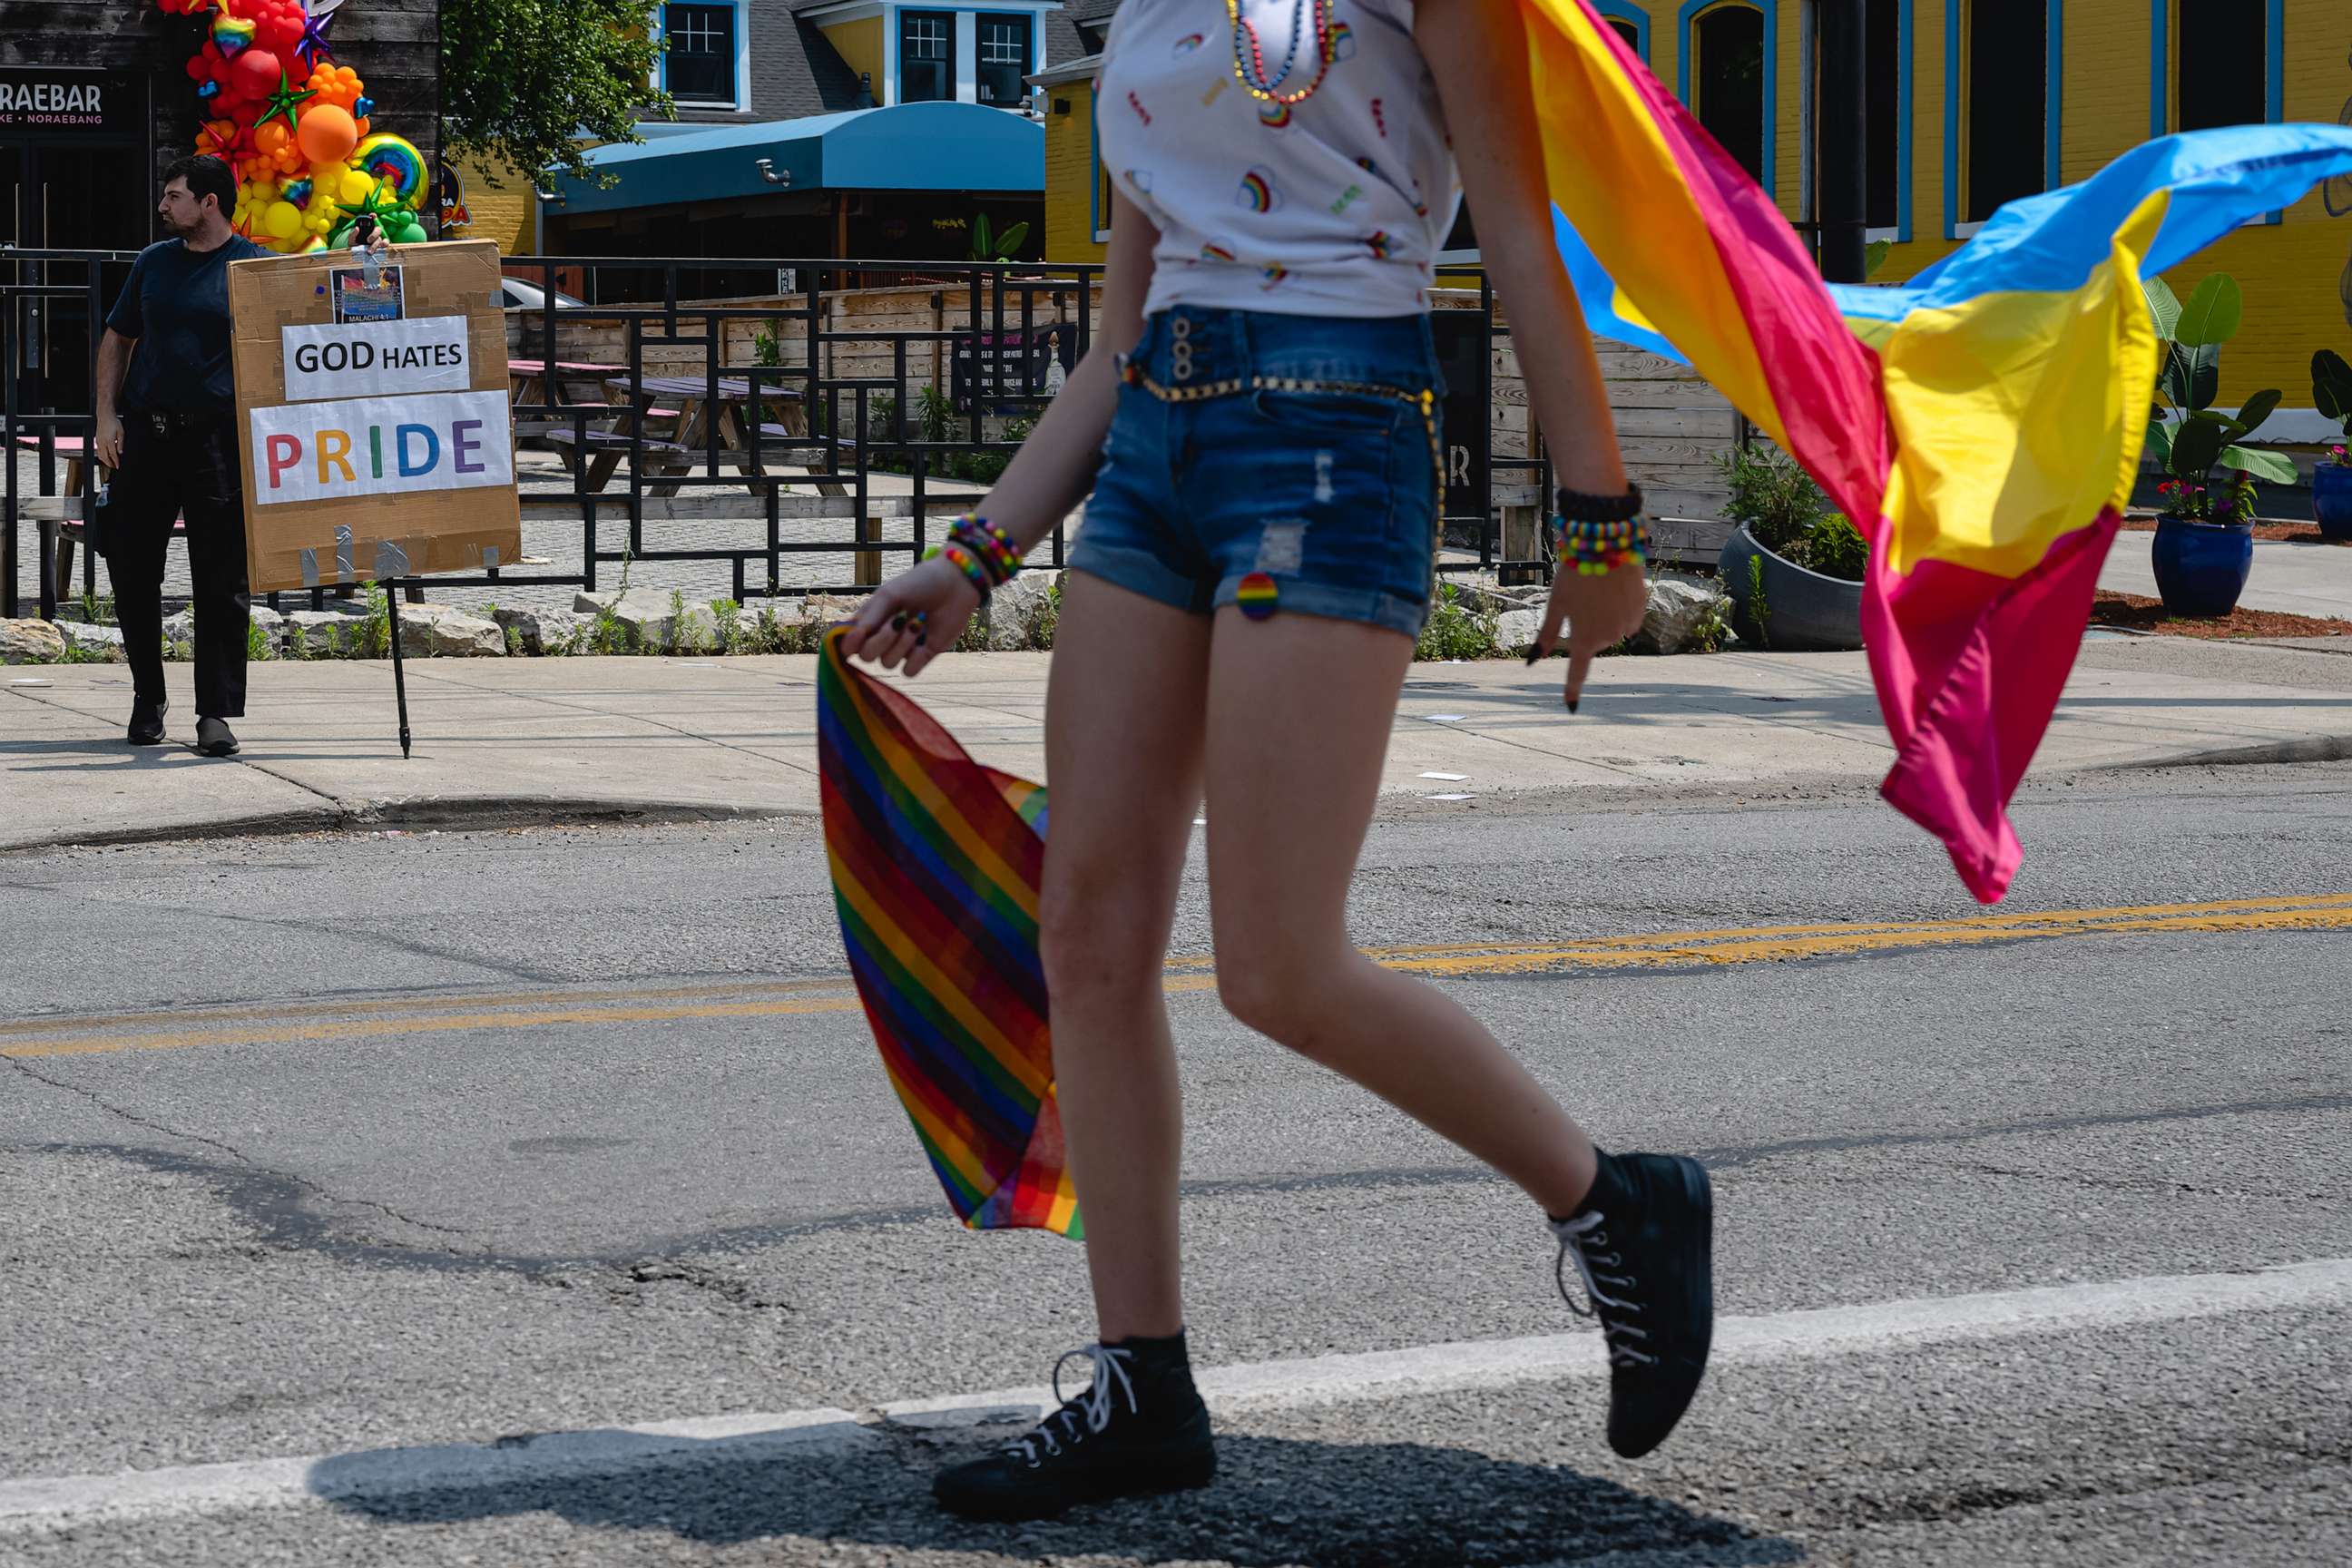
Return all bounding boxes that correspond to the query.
[282,316,470,403]
[230,241,518,594]
[250,390,513,505]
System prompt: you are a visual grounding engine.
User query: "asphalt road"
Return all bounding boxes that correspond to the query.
[4,761,2349,1564]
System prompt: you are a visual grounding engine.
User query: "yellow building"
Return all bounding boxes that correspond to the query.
[1038,2,2352,413]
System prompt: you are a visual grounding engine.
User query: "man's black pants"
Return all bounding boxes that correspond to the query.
[104,412,249,720]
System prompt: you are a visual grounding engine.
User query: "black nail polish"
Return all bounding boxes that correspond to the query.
[1567,697,1580,715]
[1524,648,1542,666]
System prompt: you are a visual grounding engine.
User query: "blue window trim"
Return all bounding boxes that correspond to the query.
[657,0,752,111]
[1677,0,1778,199]
[1088,88,1106,237]
[1892,0,1914,242]
[1944,0,2063,240]
[1597,0,1651,60]
[2149,0,2285,224]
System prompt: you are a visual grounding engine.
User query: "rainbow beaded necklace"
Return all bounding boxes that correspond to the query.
[1227,0,1340,107]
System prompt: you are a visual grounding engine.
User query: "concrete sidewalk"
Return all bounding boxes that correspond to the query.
[2099,532,2352,622]
[5,633,2352,852]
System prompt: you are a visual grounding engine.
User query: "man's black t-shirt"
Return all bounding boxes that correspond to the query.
[105,234,269,413]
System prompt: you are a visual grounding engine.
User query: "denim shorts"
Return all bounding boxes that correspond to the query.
[1070,308,1446,639]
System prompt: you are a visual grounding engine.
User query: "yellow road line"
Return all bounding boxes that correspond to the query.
[5,897,2344,1062]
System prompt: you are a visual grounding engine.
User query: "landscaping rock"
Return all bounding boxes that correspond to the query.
[573,588,718,652]
[282,607,374,656]
[982,572,1058,651]
[247,605,283,635]
[159,609,197,655]
[493,605,593,655]
[55,620,126,662]
[0,618,65,663]
[1494,608,1543,656]
[397,603,505,658]
[1637,579,1730,654]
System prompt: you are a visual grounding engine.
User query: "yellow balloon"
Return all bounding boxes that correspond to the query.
[339,170,376,205]
[262,201,301,240]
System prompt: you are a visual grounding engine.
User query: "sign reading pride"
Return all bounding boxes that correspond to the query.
[248,390,514,506]
[281,316,470,404]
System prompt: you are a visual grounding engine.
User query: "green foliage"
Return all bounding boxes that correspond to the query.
[1745,554,1770,651]
[287,623,310,662]
[246,617,274,662]
[78,588,113,625]
[1863,239,1892,280]
[752,328,783,368]
[1029,578,1063,652]
[969,212,1032,262]
[1414,583,1502,662]
[1801,514,1869,583]
[867,392,898,444]
[2142,272,2287,497]
[358,583,390,658]
[439,0,671,188]
[712,598,744,654]
[1685,593,1732,654]
[2312,349,2352,449]
[1714,443,1828,557]
[917,385,955,444]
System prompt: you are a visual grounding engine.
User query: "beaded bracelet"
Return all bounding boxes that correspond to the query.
[1553,482,1644,524]
[1550,514,1650,578]
[924,541,995,602]
[947,514,1024,586]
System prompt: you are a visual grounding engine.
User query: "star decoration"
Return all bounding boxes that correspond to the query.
[295,10,335,67]
[259,72,316,132]
[330,181,408,240]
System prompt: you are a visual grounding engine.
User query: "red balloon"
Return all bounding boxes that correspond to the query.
[230,47,281,104]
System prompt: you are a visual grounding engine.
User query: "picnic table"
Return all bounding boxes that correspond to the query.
[507,358,626,410]
[579,372,817,495]
[14,434,88,497]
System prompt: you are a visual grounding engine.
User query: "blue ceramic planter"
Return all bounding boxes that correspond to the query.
[2315,463,2352,543]
[2151,514,2253,618]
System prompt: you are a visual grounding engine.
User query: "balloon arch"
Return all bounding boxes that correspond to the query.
[158,0,429,251]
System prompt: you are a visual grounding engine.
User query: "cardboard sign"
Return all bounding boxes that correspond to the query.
[282,316,471,402]
[250,390,513,505]
[230,240,519,594]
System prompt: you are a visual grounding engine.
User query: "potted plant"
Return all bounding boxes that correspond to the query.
[1712,443,1867,651]
[2140,274,2294,615]
[2312,349,2352,542]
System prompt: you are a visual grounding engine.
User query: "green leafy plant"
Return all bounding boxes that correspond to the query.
[917,384,955,445]
[1029,578,1063,652]
[287,623,310,662]
[1802,514,1869,582]
[1686,593,1733,654]
[2141,274,2295,504]
[867,393,898,445]
[2313,348,2352,465]
[246,618,274,662]
[439,0,671,188]
[969,212,1032,263]
[358,582,391,658]
[78,588,113,625]
[1414,583,1502,661]
[1745,554,1770,651]
[712,597,744,654]
[1713,443,1828,558]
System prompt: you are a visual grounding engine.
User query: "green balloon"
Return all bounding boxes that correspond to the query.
[387,219,427,243]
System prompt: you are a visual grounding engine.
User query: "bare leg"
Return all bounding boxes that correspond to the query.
[1041,573,1212,1341]
[1202,610,1597,1217]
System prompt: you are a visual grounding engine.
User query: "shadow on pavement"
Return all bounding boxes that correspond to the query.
[309,1426,1798,1565]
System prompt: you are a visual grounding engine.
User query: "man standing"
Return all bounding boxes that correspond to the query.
[93,154,267,757]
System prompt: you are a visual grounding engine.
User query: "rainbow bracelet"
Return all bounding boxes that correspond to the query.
[1549,514,1649,578]
[947,514,1024,586]
[924,541,995,602]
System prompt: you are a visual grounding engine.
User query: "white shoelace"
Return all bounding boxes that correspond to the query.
[1552,1212,1659,1367]
[1007,1344,1141,1465]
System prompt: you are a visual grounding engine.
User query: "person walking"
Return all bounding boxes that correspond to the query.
[841,0,1716,1520]
[93,153,267,757]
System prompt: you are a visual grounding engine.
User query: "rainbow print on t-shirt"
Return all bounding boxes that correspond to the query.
[1259,262,1290,289]
[1237,168,1279,211]
[1364,230,1393,260]
[1200,242,1237,262]
[1172,32,1204,54]
[1258,100,1294,129]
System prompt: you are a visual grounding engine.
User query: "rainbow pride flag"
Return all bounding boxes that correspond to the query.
[1524,0,2352,901]
[818,629,1081,1236]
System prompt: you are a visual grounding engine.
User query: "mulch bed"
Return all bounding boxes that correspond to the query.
[2088,590,2352,641]
[2116,516,2349,544]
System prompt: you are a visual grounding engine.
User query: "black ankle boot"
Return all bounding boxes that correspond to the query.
[1551,1151,1716,1458]
[932,1333,1216,1521]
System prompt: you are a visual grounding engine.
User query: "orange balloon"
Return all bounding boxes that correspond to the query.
[253,121,290,156]
[296,103,358,167]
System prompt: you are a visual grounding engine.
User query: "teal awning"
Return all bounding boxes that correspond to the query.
[549,103,1044,216]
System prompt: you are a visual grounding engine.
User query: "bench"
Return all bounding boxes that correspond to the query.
[543,427,693,493]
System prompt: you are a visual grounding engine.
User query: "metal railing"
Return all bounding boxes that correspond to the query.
[4,251,1535,621]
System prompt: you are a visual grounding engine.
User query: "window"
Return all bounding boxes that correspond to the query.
[1608,18,1641,52]
[1598,2,1650,60]
[1691,4,1767,185]
[663,3,739,108]
[2175,0,2265,132]
[978,15,1034,108]
[901,11,955,103]
[1865,0,1899,230]
[1963,0,2046,225]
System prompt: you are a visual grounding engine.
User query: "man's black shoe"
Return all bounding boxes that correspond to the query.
[194,716,240,758]
[933,1341,1216,1521]
[1552,1151,1716,1458]
[127,700,168,746]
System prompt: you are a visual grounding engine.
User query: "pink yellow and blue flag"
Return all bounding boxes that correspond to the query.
[1523,0,2352,902]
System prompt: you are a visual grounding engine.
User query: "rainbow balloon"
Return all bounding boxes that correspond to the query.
[353,132,426,207]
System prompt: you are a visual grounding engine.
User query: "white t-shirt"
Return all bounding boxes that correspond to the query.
[1095,0,1462,318]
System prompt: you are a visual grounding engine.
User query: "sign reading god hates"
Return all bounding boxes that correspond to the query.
[282,315,471,402]
[230,241,519,594]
